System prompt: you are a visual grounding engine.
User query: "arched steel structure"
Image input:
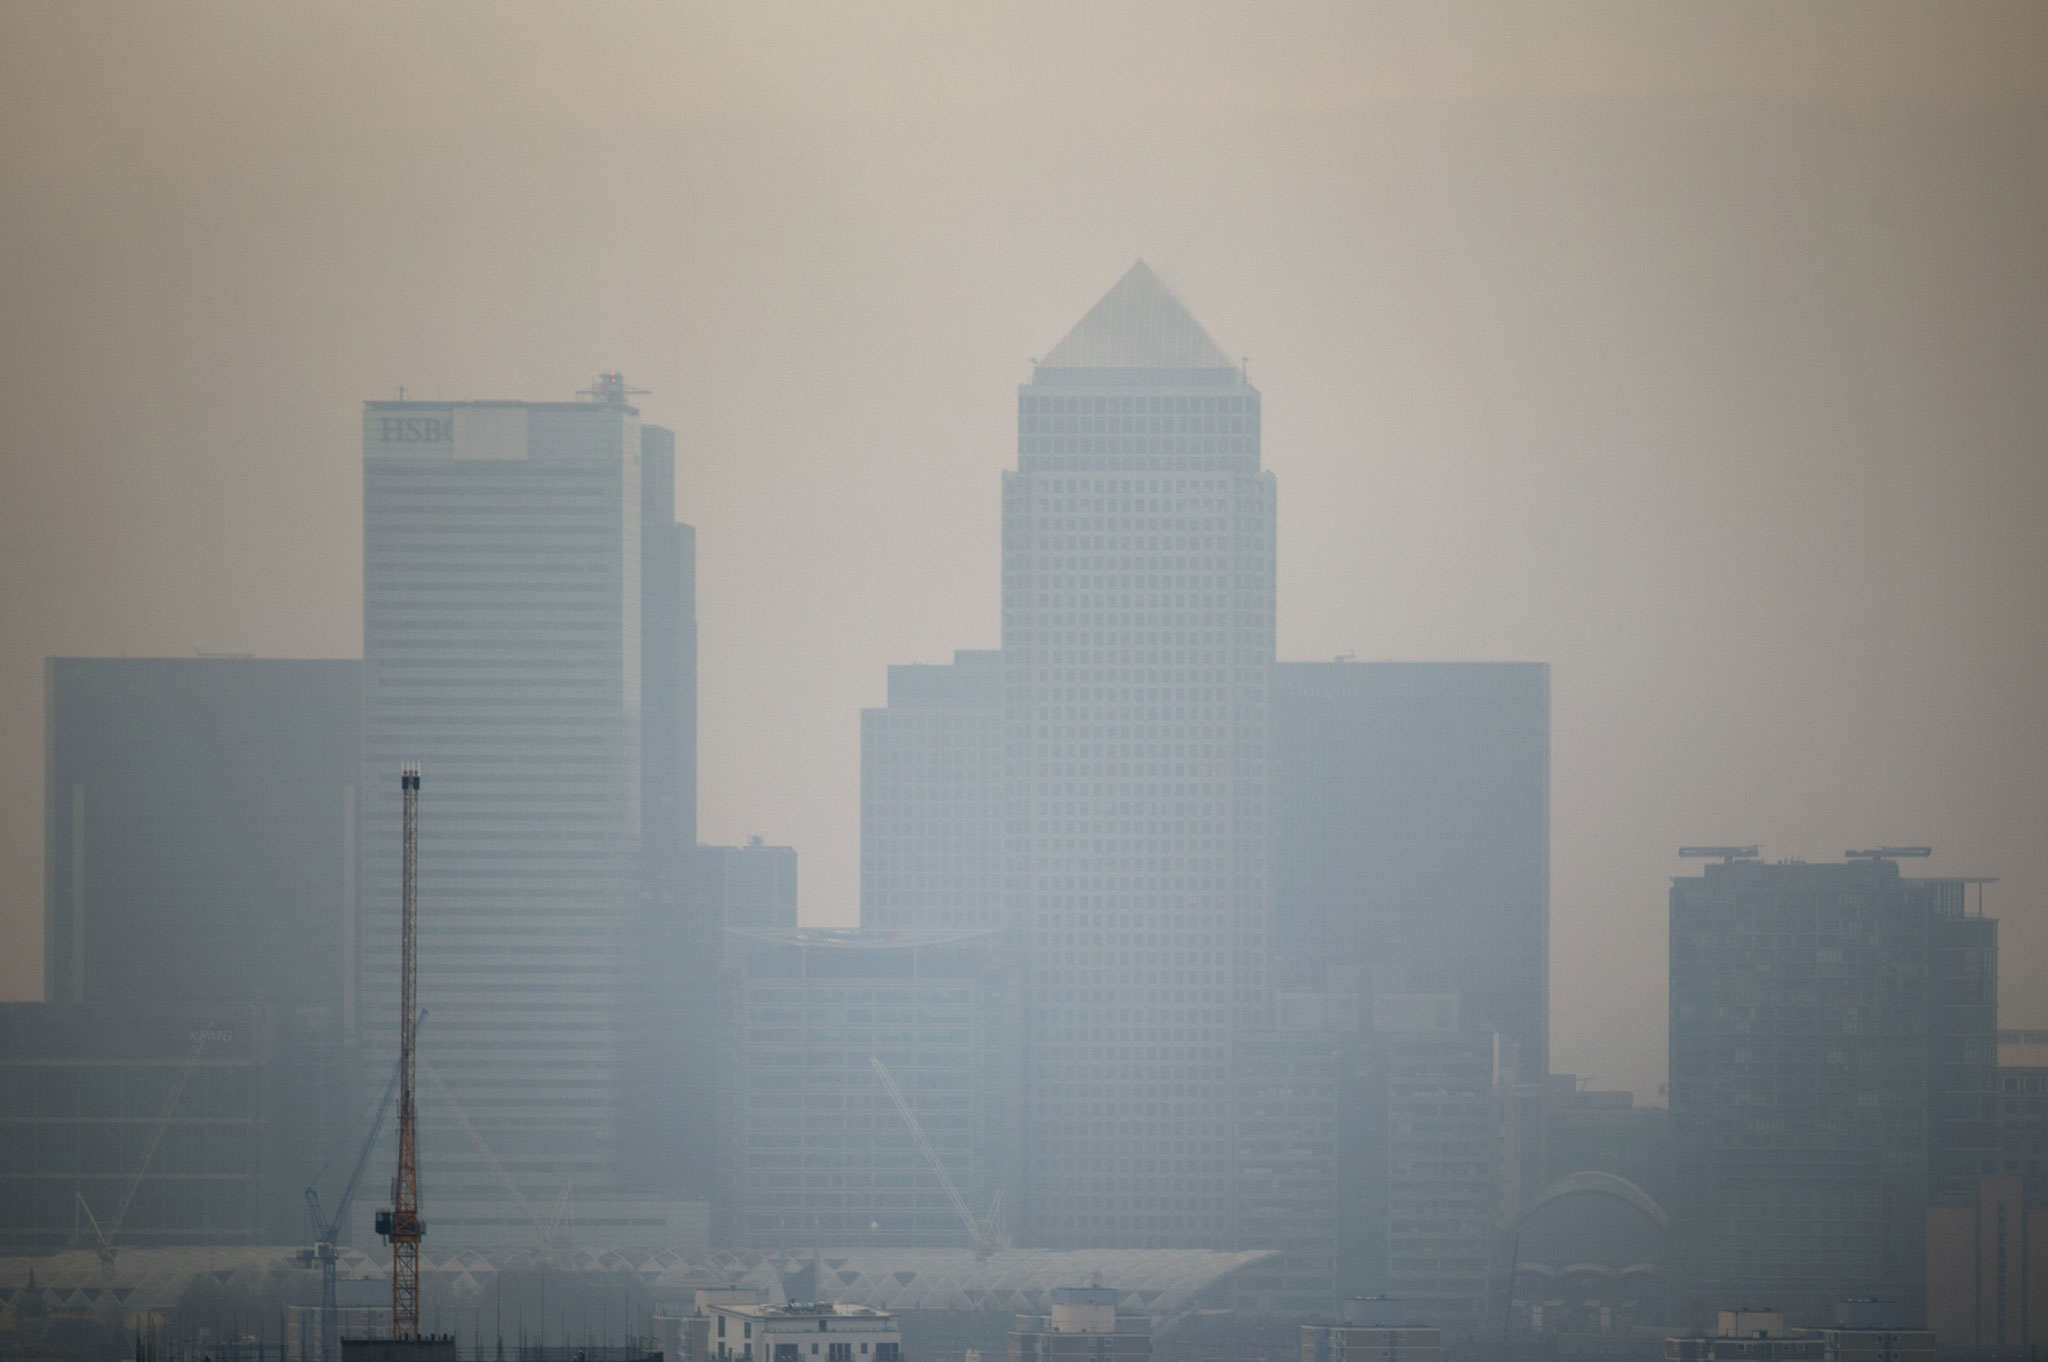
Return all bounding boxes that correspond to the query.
[1509,1171,1671,1236]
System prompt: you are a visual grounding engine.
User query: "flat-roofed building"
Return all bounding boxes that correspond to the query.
[1301,1297,1442,1362]
[861,650,1004,937]
[361,380,700,1240]
[1270,661,1549,1082]
[1009,1287,1151,1362]
[704,1302,899,1362]
[1669,853,1998,1326]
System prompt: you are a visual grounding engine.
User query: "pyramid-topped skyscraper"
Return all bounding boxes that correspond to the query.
[1004,262,1274,1248]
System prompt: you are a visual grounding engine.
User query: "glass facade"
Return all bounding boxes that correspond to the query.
[1003,262,1275,1247]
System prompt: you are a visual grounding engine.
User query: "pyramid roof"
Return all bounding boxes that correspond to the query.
[1040,261,1236,372]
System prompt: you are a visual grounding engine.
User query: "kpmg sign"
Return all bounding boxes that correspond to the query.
[378,415,452,443]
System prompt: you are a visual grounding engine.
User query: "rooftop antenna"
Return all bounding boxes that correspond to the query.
[577,372,649,405]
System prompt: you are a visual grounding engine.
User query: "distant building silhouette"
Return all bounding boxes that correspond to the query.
[700,837,800,937]
[719,929,1020,1247]
[861,649,1004,936]
[43,656,361,1018]
[1668,853,1997,1325]
[1003,261,1274,1247]
[1270,660,1550,1080]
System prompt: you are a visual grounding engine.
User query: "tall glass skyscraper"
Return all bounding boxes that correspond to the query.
[361,383,698,1243]
[1003,262,1275,1247]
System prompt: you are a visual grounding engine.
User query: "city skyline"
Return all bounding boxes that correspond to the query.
[5,5,2047,1111]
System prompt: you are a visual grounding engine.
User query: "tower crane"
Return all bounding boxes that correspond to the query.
[868,1056,1005,1257]
[300,1012,426,1362]
[375,766,424,1339]
[71,1023,217,1273]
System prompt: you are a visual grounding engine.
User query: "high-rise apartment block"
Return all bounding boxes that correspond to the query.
[861,650,1004,936]
[361,379,698,1240]
[1668,853,1998,1324]
[1004,261,1275,1247]
[1271,661,1549,1079]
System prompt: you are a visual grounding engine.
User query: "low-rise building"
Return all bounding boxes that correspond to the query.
[1664,1313,1822,1362]
[1300,1297,1441,1362]
[1009,1287,1151,1362]
[704,1303,899,1362]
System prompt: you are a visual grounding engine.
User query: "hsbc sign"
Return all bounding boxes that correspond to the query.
[378,416,451,443]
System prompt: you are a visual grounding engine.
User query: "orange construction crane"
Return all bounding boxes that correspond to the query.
[375,766,424,1338]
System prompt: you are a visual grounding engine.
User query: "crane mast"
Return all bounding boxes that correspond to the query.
[376,766,424,1338]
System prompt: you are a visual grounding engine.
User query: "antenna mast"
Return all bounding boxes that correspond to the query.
[377,766,424,1338]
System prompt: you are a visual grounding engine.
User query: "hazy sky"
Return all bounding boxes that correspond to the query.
[4,3,2045,1098]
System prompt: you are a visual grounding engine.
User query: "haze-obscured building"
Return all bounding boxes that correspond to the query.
[1270,660,1549,1083]
[624,419,709,1200]
[1354,994,1512,1337]
[1301,1298,1442,1362]
[1544,1076,1671,1207]
[1232,992,1360,1318]
[43,656,362,1021]
[1995,1029,2048,1201]
[1926,1175,2048,1353]
[1004,261,1275,1247]
[361,377,699,1242]
[1668,852,1998,1326]
[701,839,800,937]
[860,650,1004,937]
[1009,1287,1150,1362]
[719,929,1021,1247]
[0,1001,329,1251]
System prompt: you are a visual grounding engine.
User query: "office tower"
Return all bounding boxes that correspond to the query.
[1668,852,1998,1325]
[43,657,362,1018]
[1003,261,1275,1247]
[861,649,1004,936]
[701,838,800,935]
[1231,992,1359,1318]
[1271,661,1550,1080]
[363,380,689,1242]
[625,420,709,1198]
[719,929,1021,1247]
[1357,994,1511,1337]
